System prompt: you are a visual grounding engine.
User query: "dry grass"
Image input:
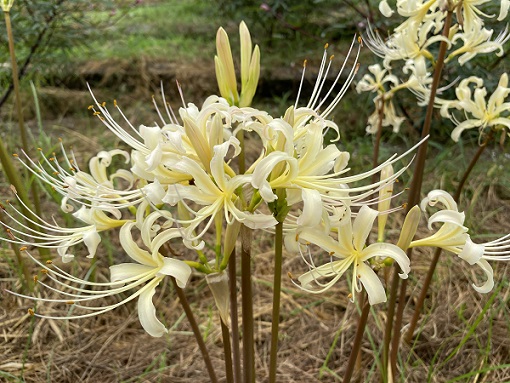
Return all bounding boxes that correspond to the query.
[1,91,510,382]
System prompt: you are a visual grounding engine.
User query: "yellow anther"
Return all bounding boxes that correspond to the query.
[113,99,117,107]
[49,157,54,161]
[101,101,106,107]
[324,43,329,50]
[305,241,311,246]
[28,308,35,316]
[69,168,75,172]
[287,271,294,279]
[33,275,38,283]
[19,246,28,251]
[402,203,408,208]
[53,171,59,175]
[99,116,105,121]
[347,293,353,299]
[12,153,18,157]
[87,105,94,110]
[93,111,101,116]
[357,274,361,279]
[329,55,334,61]
[329,251,335,256]
[40,269,48,274]
[358,36,363,46]
[66,301,75,305]
[37,147,42,151]
[46,260,53,264]
[303,59,307,68]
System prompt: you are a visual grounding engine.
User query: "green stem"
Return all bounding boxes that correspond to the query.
[241,225,255,383]
[221,319,235,383]
[387,10,453,380]
[269,221,284,383]
[403,132,493,343]
[4,10,48,259]
[229,250,242,383]
[342,297,370,383]
[171,278,218,383]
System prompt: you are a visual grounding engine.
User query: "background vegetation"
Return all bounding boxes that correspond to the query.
[1,0,509,382]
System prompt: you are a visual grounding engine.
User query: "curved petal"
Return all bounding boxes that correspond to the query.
[421,190,458,212]
[138,279,168,337]
[451,119,481,142]
[110,263,155,283]
[471,259,494,294]
[297,189,323,227]
[361,242,410,278]
[83,230,101,258]
[120,223,158,267]
[298,228,344,256]
[352,205,378,252]
[158,258,192,288]
[428,210,465,229]
[356,262,387,305]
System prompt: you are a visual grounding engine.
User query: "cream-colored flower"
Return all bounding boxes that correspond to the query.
[293,206,410,305]
[437,74,510,141]
[11,222,191,338]
[215,21,260,107]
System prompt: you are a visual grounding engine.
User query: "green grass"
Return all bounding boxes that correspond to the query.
[67,1,219,62]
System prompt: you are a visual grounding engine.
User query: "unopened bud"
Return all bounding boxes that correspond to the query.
[397,205,421,250]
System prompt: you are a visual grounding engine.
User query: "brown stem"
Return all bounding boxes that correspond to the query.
[171,278,218,383]
[371,96,385,185]
[381,266,399,382]
[388,10,454,379]
[403,132,493,343]
[229,251,241,383]
[342,298,370,383]
[269,221,284,383]
[241,225,255,383]
[221,319,235,383]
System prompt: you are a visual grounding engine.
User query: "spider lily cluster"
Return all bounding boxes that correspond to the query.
[358,0,510,140]
[1,20,509,339]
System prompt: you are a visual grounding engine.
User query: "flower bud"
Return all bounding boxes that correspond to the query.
[377,164,394,241]
[397,205,421,251]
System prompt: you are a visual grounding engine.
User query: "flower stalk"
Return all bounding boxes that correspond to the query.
[388,9,454,378]
[342,297,370,383]
[404,130,494,343]
[171,277,218,383]
[268,220,284,383]
[241,225,255,383]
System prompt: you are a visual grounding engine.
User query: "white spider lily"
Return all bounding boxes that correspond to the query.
[1,198,127,262]
[410,190,469,253]
[163,141,277,240]
[440,233,510,294]
[447,22,509,65]
[437,73,510,141]
[17,146,144,212]
[215,22,260,107]
[294,205,410,305]
[11,222,191,337]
